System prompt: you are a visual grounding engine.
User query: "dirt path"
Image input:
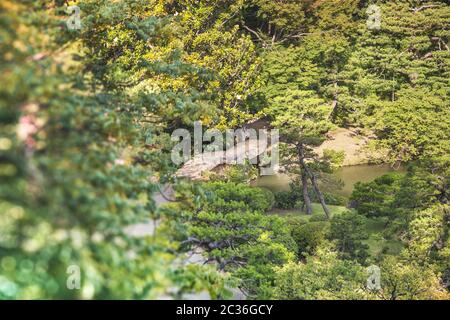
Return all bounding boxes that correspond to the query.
[314,127,375,166]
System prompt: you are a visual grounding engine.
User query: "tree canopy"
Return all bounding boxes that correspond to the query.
[1,0,449,300]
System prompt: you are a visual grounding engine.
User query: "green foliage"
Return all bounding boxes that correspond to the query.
[254,0,449,164]
[405,204,449,288]
[348,161,449,290]
[207,162,259,184]
[337,1,450,162]
[203,182,274,212]
[378,256,449,300]
[370,88,450,162]
[1,0,449,301]
[245,0,307,42]
[395,158,450,209]
[166,264,233,300]
[258,187,275,211]
[181,182,296,299]
[351,160,449,232]
[289,219,329,258]
[0,0,230,299]
[166,0,262,128]
[274,190,301,210]
[273,245,371,300]
[274,185,347,210]
[1,1,162,299]
[310,191,348,206]
[329,212,369,264]
[350,172,404,218]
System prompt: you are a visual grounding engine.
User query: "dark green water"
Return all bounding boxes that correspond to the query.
[254,164,405,197]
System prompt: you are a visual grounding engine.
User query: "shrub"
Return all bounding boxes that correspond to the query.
[328,212,369,264]
[309,215,329,222]
[204,182,274,212]
[259,187,275,211]
[349,173,403,217]
[274,188,346,210]
[274,190,301,209]
[272,246,370,300]
[185,182,297,298]
[290,220,329,257]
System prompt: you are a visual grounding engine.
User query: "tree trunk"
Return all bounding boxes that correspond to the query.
[297,144,331,219]
[301,169,312,215]
[297,144,312,215]
[305,165,331,219]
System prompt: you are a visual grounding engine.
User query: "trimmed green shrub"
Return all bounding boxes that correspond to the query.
[290,220,329,258]
[274,190,301,209]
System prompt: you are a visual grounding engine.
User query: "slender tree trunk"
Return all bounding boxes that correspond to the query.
[297,144,312,215]
[297,144,331,219]
[305,165,331,219]
[301,169,312,215]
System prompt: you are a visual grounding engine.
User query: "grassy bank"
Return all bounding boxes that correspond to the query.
[270,204,404,259]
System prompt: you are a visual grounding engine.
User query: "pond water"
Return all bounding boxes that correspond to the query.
[254,164,405,197]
